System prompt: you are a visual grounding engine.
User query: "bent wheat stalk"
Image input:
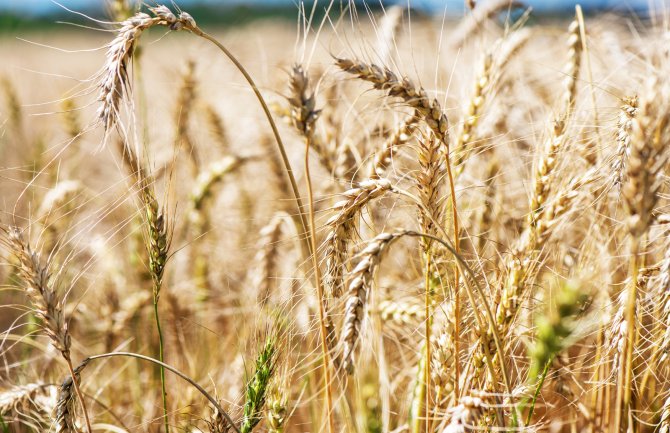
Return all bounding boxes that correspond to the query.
[73,352,240,433]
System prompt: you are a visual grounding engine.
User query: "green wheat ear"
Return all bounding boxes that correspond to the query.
[529,279,588,382]
[241,335,277,433]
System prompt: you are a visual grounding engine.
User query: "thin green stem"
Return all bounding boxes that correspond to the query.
[0,413,8,433]
[153,296,170,433]
[524,359,551,425]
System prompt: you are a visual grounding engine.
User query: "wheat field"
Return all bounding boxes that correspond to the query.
[1,1,670,433]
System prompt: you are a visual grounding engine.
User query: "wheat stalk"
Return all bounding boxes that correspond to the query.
[615,76,669,433]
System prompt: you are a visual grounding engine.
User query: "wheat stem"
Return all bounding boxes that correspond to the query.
[304,134,334,433]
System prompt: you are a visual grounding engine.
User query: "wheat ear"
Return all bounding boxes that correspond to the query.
[324,179,396,298]
[55,360,90,433]
[189,156,245,228]
[203,104,230,152]
[369,112,417,179]
[288,64,342,179]
[266,392,287,433]
[336,58,449,146]
[4,228,92,433]
[561,16,583,118]
[174,59,199,174]
[107,0,134,21]
[416,130,445,246]
[0,383,56,419]
[442,396,485,433]
[98,6,195,132]
[453,51,493,176]
[241,336,277,433]
[612,96,639,188]
[341,232,404,373]
[376,5,404,64]
[377,298,425,325]
[431,301,457,409]
[658,240,670,363]
[252,214,286,306]
[454,29,530,177]
[60,98,81,139]
[207,403,234,433]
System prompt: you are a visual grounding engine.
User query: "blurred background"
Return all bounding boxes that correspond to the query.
[0,0,660,32]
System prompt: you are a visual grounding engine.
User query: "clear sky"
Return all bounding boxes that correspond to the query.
[0,0,655,15]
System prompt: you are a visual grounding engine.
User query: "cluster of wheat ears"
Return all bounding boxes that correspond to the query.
[1,0,670,432]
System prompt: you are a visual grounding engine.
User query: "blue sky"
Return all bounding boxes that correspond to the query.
[0,0,654,15]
